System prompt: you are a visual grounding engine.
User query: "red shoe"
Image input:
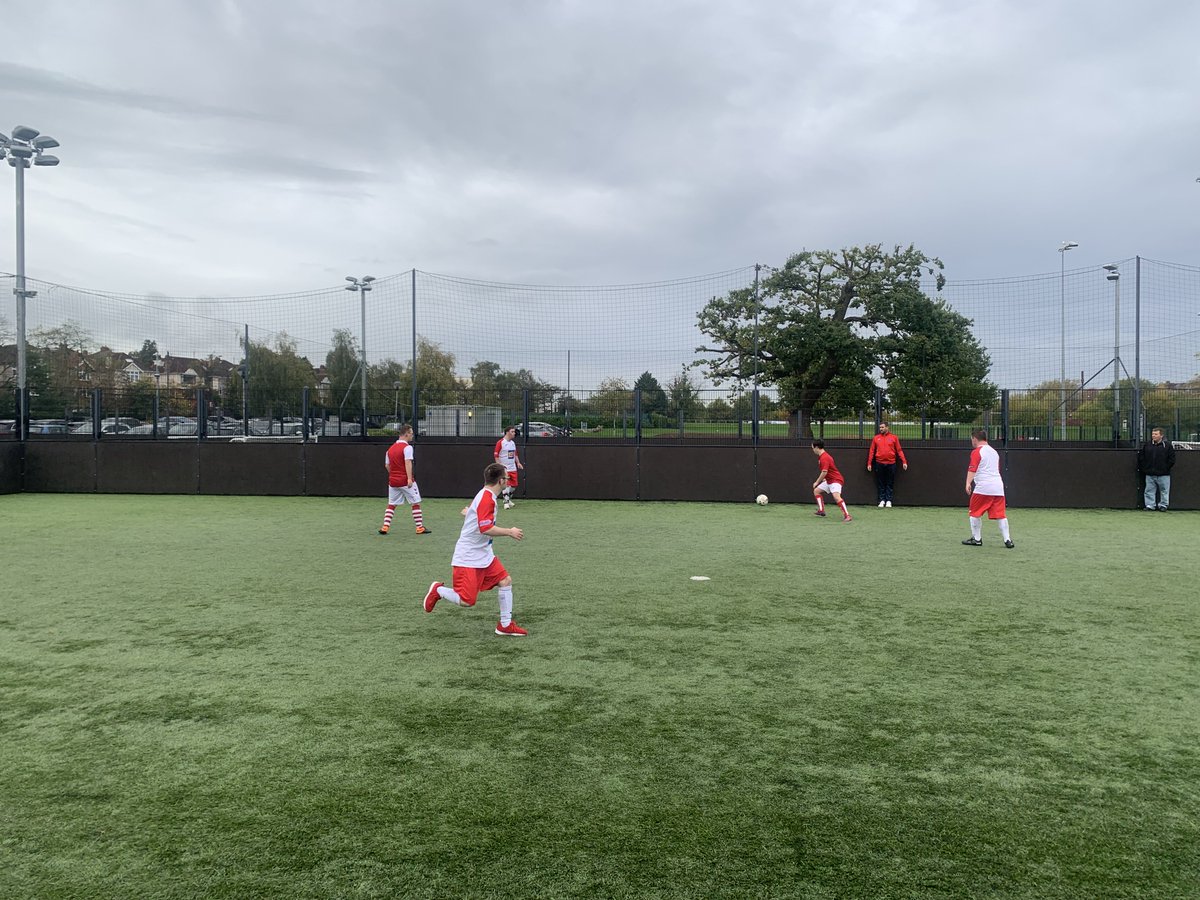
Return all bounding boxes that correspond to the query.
[813,510,826,517]
[415,526,431,535]
[842,514,852,523]
[422,581,443,613]
[495,620,527,636]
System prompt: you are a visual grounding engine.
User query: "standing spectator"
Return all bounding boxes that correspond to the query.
[867,422,908,508]
[380,424,430,535]
[422,462,527,636]
[1138,428,1176,511]
[962,429,1013,549]
[493,425,524,509]
[811,440,852,522]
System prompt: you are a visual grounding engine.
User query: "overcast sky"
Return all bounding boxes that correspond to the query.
[2,0,1198,300]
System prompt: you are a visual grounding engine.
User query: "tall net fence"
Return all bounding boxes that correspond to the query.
[2,258,1198,441]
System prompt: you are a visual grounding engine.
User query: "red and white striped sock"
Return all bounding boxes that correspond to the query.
[816,496,825,513]
[838,499,849,517]
[381,505,396,531]
[412,505,424,530]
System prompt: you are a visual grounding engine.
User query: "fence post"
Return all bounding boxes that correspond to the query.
[751,389,760,445]
[522,390,531,442]
[91,389,102,441]
[634,390,642,444]
[16,387,28,442]
[874,387,883,430]
[1000,389,1009,446]
[302,387,311,442]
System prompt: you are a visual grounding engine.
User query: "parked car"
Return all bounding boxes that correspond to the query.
[28,420,70,435]
[522,421,564,438]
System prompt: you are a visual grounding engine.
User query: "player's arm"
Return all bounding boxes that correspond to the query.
[515,449,524,470]
[897,438,908,470]
[482,524,523,541]
[966,448,980,494]
[406,459,415,484]
[813,467,829,490]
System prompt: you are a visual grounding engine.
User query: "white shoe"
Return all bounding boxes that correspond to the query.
[885,501,892,508]
[878,501,885,508]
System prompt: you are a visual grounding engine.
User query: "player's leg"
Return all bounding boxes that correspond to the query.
[813,485,826,515]
[1144,476,1157,510]
[875,467,885,507]
[492,572,526,636]
[427,566,481,611]
[1158,475,1170,511]
[380,486,402,534]
[883,464,895,506]
[963,493,985,544]
[404,484,430,534]
[831,486,851,521]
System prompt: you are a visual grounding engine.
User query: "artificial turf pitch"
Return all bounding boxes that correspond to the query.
[1,494,1197,899]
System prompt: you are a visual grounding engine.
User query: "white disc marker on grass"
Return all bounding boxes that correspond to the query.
[689,576,711,581]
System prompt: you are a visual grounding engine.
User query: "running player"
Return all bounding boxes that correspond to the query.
[811,439,852,522]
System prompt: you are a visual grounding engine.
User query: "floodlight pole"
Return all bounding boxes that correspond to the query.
[1105,265,1120,442]
[3,126,62,442]
[345,275,375,421]
[1057,241,1078,441]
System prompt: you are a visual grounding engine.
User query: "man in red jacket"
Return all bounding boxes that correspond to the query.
[867,422,908,508]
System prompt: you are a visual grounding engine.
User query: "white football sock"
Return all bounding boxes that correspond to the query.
[498,585,513,626]
[437,586,463,606]
[970,516,982,540]
[998,519,1011,541]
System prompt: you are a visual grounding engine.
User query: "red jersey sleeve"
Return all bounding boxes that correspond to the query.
[477,491,497,532]
[968,447,982,472]
[493,440,503,459]
[868,436,878,465]
[894,436,906,466]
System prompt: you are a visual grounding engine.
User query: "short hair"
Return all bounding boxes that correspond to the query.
[1151,427,1164,435]
[971,429,988,442]
[812,439,825,449]
[399,424,413,436]
[484,462,507,484]
[503,425,517,435]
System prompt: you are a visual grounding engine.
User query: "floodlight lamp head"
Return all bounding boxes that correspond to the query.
[34,155,60,166]
[345,276,356,282]
[345,284,357,292]
[32,135,59,150]
[1106,271,1120,281]
[1102,264,1119,272]
[1059,241,1079,252]
[12,125,40,141]
[362,275,376,283]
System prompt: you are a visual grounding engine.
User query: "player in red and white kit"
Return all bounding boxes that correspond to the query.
[962,429,1014,549]
[379,424,430,535]
[493,425,524,509]
[811,439,852,522]
[422,462,528,636]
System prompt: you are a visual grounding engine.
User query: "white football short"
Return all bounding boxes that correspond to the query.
[816,482,843,495]
[388,483,422,506]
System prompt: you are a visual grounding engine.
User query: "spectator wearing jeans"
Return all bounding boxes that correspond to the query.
[1137,428,1175,511]
[867,422,908,508]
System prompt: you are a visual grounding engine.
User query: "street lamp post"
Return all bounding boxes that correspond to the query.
[1104,265,1121,442]
[344,275,375,424]
[1057,241,1078,441]
[392,380,402,425]
[2,125,61,441]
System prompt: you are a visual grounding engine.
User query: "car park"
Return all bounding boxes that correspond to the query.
[522,421,565,438]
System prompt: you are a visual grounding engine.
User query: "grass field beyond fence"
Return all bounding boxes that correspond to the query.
[2,495,1198,899]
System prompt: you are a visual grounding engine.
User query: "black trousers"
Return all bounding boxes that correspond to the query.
[874,462,897,502]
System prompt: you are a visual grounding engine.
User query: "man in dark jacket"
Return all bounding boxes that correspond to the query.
[1138,428,1176,511]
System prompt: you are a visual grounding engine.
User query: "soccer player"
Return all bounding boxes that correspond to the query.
[422,462,527,636]
[379,424,430,535]
[867,422,908,507]
[962,429,1014,549]
[811,439,852,522]
[493,425,524,509]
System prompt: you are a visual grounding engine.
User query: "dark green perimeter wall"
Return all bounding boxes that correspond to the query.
[0,440,1196,509]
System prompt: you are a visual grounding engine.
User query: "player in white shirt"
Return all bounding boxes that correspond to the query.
[422,462,528,636]
[493,425,524,509]
[962,429,1014,549]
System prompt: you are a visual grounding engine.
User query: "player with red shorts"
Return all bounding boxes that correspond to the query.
[962,429,1014,549]
[422,462,528,636]
[493,425,523,509]
[811,439,852,522]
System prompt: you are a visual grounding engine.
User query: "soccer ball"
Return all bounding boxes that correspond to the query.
[755,494,769,506]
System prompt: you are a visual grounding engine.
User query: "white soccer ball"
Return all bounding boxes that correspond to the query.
[756,494,769,506]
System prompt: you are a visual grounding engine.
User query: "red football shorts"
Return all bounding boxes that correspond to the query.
[969,493,1007,519]
[452,557,509,606]
[506,470,518,487]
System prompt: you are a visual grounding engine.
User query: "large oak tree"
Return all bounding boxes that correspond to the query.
[695,244,995,436]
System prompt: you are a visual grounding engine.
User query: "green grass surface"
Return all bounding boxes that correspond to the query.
[2,495,1198,899]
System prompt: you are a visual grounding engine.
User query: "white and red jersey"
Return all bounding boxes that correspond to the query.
[453,486,501,568]
[817,451,844,487]
[968,443,1004,496]
[386,440,413,487]
[494,437,519,472]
